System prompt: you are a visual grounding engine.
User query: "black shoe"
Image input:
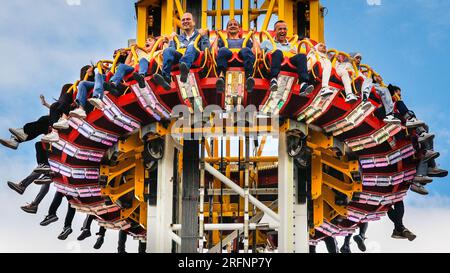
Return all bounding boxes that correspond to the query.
[21,203,38,214]
[133,73,146,89]
[153,74,172,90]
[40,214,58,226]
[33,163,51,174]
[94,236,104,249]
[410,182,429,195]
[103,82,119,94]
[340,244,351,253]
[428,167,448,178]
[300,82,314,96]
[77,229,92,241]
[353,234,367,252]
[7,181,25,195]
[391,228,416,241]
[216,77,225,93]
[270,78,278,91]
[246,77,255,93]
[179,62,189,83]
[118,248,127,254]
[58,226,73,240]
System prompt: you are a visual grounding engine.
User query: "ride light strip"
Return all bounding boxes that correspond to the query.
[98,220,131,230]
[101,96,141,132]
[352,190,408,206]
[359,144,415,169]
[362,168,416,187]
[71,202,121,215]
[54,182,101,198]
[261,75,295,116]
[51,138,104,162]
[345,123,402,152]
[130,84,171,121]
[69,117,119,146]
[323,101,376,136]
[49,159,99,180]
[297,87,340,124]
[315,220,356,237]
[347,208,387,223]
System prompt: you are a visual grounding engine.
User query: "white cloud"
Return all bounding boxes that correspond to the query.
[66,0,81,6]
[367,0,382,6]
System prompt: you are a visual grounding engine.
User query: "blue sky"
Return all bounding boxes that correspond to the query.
[0,0,449,252]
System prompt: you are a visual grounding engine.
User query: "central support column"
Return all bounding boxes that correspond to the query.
[181,139,200,253]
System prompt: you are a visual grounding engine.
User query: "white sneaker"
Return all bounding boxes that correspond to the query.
[88,97,105,110]
[41,131,60,143]
[9,128,28,142]
[0,138,19,150]
[345,93,358,103]
[69,108,87,119]
[406,117,425,129]
[53,118,69,130]
[418,132,435,144]
[320,87,334,97]
[383,114,401,124]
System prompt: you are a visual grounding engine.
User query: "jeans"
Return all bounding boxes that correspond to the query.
[162,45,199,79]
[269,50,309,83]
[139,58,150,75]
[374,85,395,115]
[216,47,255,77]
[110,64,135,86]
[77,73,106,107]
[387,201,405,231]
[118,230,127,252]
[50,101,69,124]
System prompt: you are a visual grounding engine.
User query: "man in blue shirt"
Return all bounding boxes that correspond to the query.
[260,21,314,95]
[153,13,210,90]
[215,19,257,93]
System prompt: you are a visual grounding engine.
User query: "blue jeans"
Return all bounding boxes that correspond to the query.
[110,64,135,85]
[162,45,199,79]
[139,58,149,75]
[217,47,255,77]
[76,73,105,108]
[269,50,309,82]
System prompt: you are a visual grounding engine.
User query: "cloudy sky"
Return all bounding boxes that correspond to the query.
[0,0,449,253]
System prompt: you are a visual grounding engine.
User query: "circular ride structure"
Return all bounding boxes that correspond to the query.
[38,0,441,253]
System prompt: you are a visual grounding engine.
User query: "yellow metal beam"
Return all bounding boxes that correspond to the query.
[242,0,250,32]
[261,0,277,31]
[216,0,223,30]
[230,0,235,20]
[202,0,208,29]
[174,0,184,17]
[136,5,148,47]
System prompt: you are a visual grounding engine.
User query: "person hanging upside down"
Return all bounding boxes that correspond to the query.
[153,12,210,90]
[215,19,258,93]
[260,20,314,94]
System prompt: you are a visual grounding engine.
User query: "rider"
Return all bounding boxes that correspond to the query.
[215,19,258,93]
[260,20,314,94]
[153,13,210,90]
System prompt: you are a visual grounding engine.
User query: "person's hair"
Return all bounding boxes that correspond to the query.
[274,20,287,29]
[61,83,72,93]
[388,84,401,93]
[80,65,92,81]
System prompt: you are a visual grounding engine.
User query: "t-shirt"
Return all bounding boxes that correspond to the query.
[260,39,297,53]
[218,38,253,49]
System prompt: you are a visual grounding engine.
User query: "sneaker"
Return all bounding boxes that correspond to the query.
[179,62,189,83]
[423,150,439,163]
[40,214,59,226]
[58,226,73,240]
[413,175,433,184]
[41,131,59,143]
[320,86,334,97]
[406,117,425,129]
[21,203,38,214]
[94,236,104,249]
[362,92,369,102]
[133,73,146,89]
[418,132,435,144]
[383,114,401,124]
[33,163,51,174]
[270,78,278,91]
[7,181,25,195]
[0,138,19,150]
[153,74,172,90]
[345,93,358,103]
[52,118,70,130]
[402,228,417,241]
[340,244,351,253]
[427,167,448,178]
[246,77,255,93]
[391,229,406,239]
[216,77,225,93]
[9,128,28,142]
[69,108,87,119]
[77,229,92,241]
[300,82,314,96]
[353,234,367,252]
[410,182,429,195]
[103,82,120,95]
[88,97,105,110]
[34,174,53,185]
